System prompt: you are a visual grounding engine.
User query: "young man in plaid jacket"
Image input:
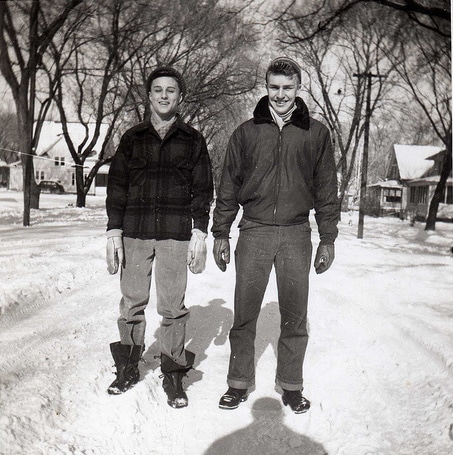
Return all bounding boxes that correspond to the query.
[105,66,213,408]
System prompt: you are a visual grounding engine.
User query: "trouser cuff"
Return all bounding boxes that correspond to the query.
[227,377,254,390]
[276,377,303,391]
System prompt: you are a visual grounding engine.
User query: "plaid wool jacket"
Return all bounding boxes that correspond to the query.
[106,117,213,241]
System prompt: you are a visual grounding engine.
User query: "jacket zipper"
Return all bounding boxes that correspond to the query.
[273,127,283,224]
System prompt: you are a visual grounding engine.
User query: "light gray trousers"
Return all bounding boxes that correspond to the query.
[118,237,190,366]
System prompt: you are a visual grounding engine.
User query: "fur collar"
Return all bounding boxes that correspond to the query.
[253,96,310,130]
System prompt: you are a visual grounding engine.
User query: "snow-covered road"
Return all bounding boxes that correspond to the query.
[1,191,452,455]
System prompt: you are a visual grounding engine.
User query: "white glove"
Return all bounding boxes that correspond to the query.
[106,229,124,275]
[187,229,207,274]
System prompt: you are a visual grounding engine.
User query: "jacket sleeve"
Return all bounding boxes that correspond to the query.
[212,129,243,239]
[191,133,214,234]
[106,134,130,231]
[313,127,339,245]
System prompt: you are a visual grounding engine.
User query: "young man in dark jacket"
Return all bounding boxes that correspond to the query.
[212,57,339,413]
[105,66,213,408]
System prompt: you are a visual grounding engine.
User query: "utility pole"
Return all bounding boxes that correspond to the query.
[353,72,386,239]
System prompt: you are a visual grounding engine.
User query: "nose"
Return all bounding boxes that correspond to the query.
[161,90,168,99]
[276,88,285,99]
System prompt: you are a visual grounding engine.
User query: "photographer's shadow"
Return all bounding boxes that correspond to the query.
[140,299,233,387]
[203,397,327,455]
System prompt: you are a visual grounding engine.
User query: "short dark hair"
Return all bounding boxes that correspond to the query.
[266,57,302,85]
[146,66,186,98]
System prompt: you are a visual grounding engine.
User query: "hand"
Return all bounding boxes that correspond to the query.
[187,229,207,274]
[213,238,230,272]
[106,233,124,275]
[314,244,335,274]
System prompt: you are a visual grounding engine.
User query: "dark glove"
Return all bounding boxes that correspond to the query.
[314,244,335,275]
[213,238,230,272]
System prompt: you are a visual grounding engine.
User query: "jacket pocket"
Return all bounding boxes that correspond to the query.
[170,155,193,187]
[128,158,147,198]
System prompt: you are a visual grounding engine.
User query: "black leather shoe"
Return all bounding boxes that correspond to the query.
[282,389,311,414]
[219,387,248,409]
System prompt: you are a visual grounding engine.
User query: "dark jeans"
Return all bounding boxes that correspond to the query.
[227,221,312,391]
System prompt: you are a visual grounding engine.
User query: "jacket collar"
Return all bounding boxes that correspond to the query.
[135,114,192,137]
[253,96,310,130]
[173,114,192,135]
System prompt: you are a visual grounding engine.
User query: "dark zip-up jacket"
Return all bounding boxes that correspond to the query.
[212,96,338,244]
[106,116,213,240]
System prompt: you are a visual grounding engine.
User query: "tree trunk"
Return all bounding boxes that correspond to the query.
[30,177,40,209]
[425,144,452,231]
[75,163,86,208]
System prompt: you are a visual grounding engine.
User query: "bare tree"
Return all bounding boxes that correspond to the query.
[0,0,82,225]
[48,0,177,207]
[277,5,395,210]
[277,0,450,42]
[46,0,259,204]
[277,0,451,227]
[387,21,451,230]
[0,111,21,164]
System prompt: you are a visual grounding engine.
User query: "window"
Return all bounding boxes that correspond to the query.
[54,156,65,166]
[409,186,429,204]
[35,171,44,181]
[383,188,401,203]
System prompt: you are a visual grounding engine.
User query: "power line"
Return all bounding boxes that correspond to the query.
[0,147,86,167]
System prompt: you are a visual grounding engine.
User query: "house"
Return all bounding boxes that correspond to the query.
[367,144,452,221]
[8,121,111,195]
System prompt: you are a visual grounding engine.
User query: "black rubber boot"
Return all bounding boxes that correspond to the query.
[160,351,195,408]
[107,342,144,395]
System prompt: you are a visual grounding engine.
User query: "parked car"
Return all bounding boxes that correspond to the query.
[38,180,65,194]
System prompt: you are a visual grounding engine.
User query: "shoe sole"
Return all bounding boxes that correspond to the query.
[219,395,248,410]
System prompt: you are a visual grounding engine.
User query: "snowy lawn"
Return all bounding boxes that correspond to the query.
[0,189,452,455]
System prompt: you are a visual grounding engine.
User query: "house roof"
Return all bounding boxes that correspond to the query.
[6,160,21,167]
[406,175,453,186]
[35,121,109,159]
[393,144,443,180]
[368,179,402,188]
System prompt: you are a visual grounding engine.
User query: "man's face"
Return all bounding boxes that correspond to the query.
[266,73,300,116]
[149,76,182,120]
